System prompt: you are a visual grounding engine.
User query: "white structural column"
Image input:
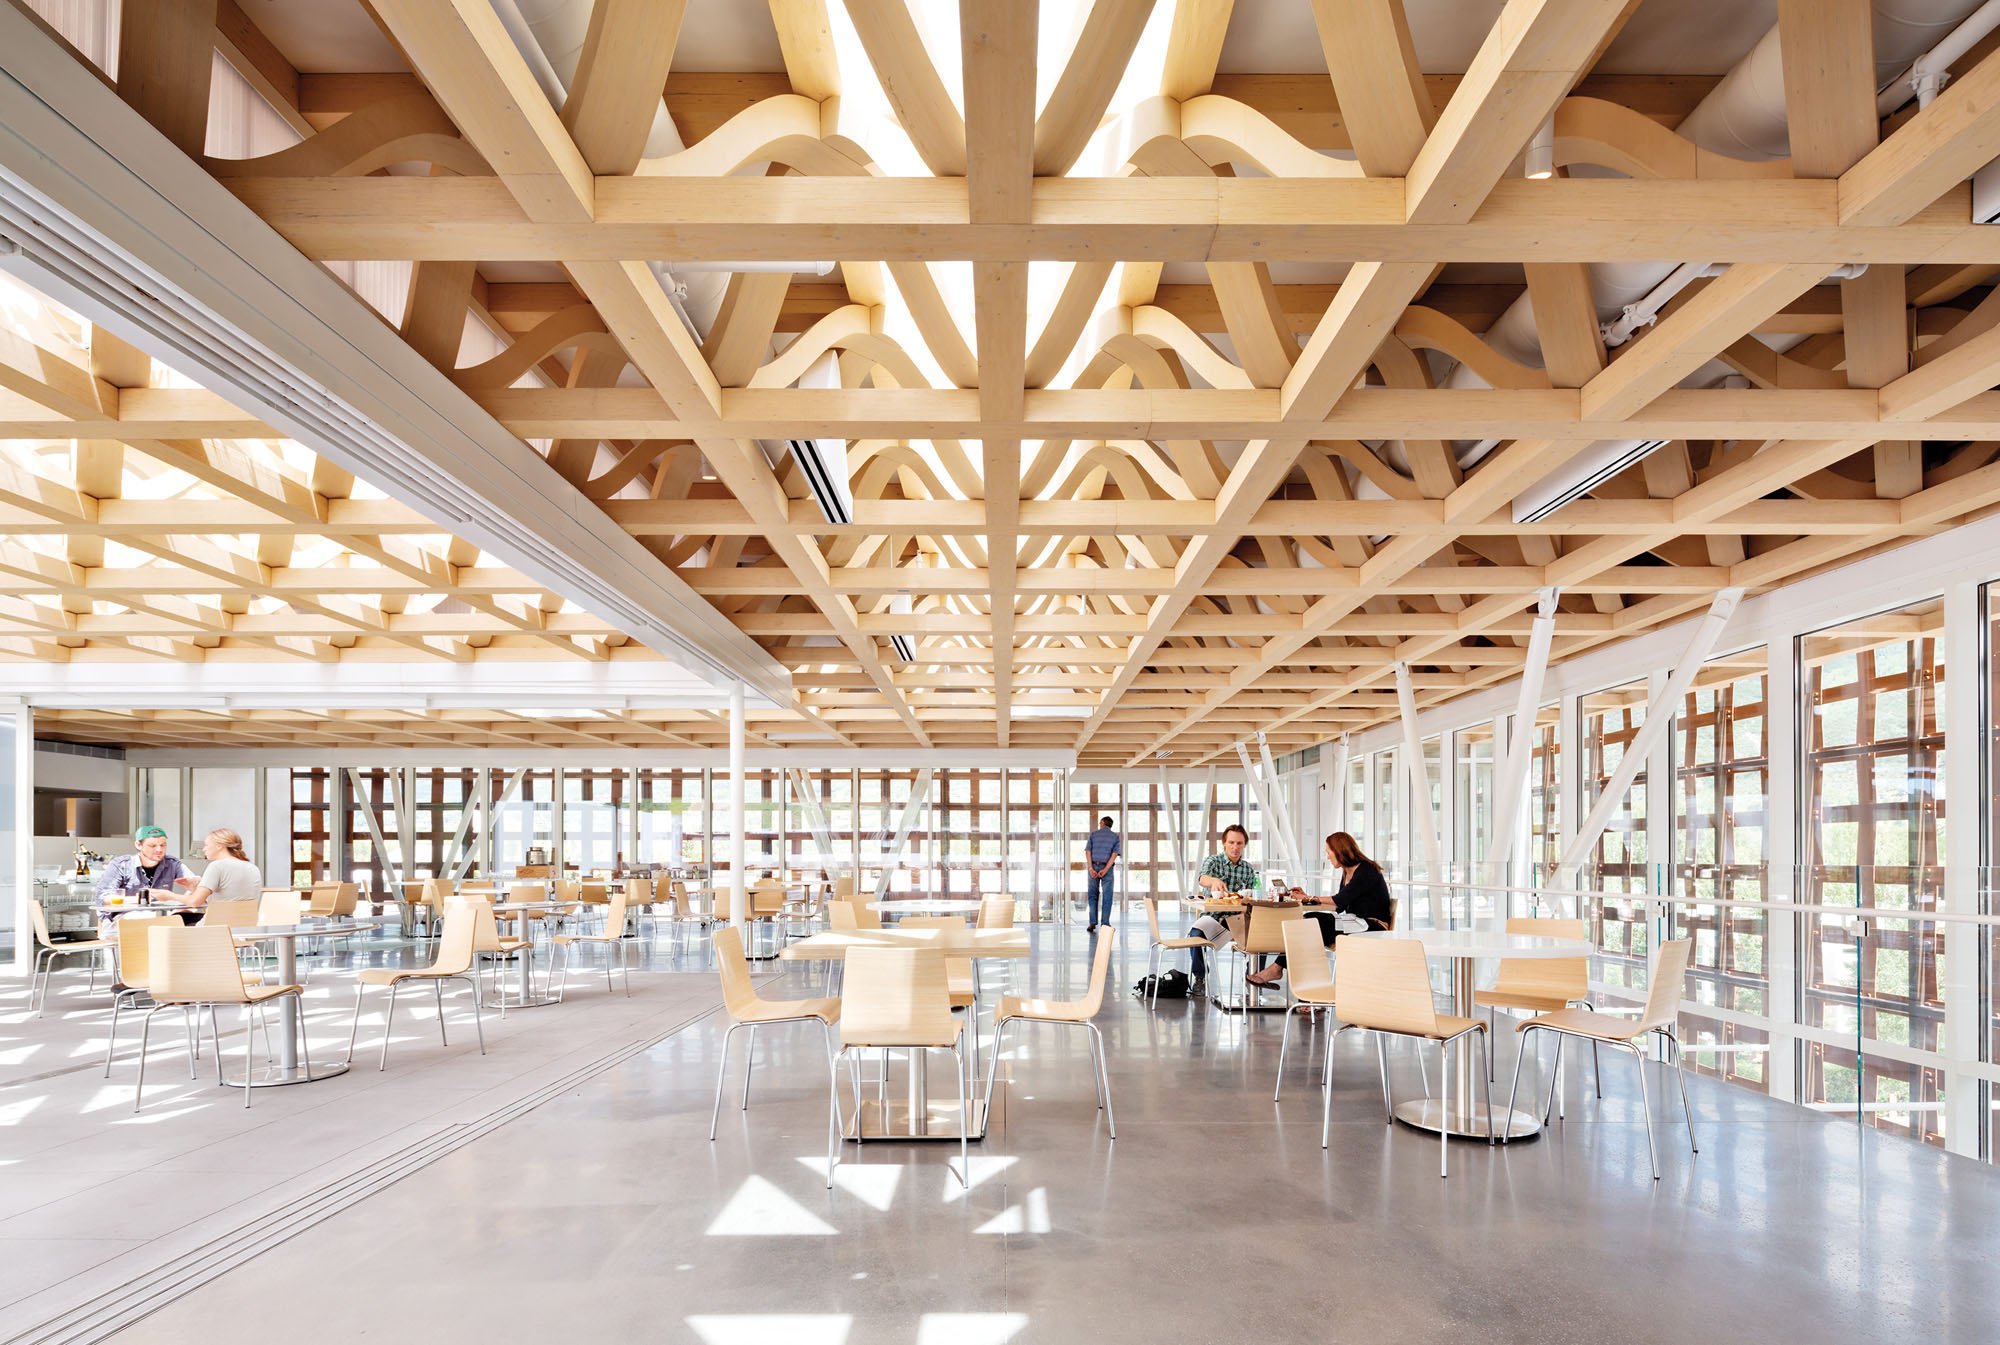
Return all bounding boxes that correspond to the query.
[872,768,936,901]
[1394,661,1447,882]
[1160,763,1189,895]
[1488,588,1560,874]
[1763,635,1800,1105]
[1940,578,1982,1156]
[728,681,746,931]
[6,700,28,974]
[1559,588,1746,875]
[1240,737,1308,879]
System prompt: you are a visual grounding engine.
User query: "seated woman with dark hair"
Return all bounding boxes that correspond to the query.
[1244,831,1391,986]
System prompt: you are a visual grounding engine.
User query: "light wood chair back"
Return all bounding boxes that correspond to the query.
[470,902,510,954]
[425,903,479,976]
[1491,917,1589,1003]
[554,879,582,903]
[711,925,761,1018]
[115,913,172,989]
[848,896,883,929]
[29,900,56,948]
[1333,937,1440,1037]
[978,896,1015,929]
[751,877,788,917]
[711,885,735,922]
[624,878,652,906]
[579,881,610,906]
[1143,897,1170,943]
[1384,896,1400,931]
[840,947,958,1047]
[507,881,543,903]
[602,891,630,937]
[832,874,856,901]
[828,901,861,931]
[1240,901,1304,955]
[150,924,257,1005]
[670,880,692,917]
[1281,918,1336,1000]
[421,877,452,909]
[1077,926,1116,1017]
[257,891,301,926]
[331,882,360,916]
[198,898,260,930]
[1638,938,1692,1032]
[305,882,341,916]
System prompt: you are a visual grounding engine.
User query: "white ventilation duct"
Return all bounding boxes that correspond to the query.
[1450,0,1991,514]
[493,0,727,332]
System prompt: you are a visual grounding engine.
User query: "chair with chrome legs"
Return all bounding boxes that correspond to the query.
[1141,898,1209,1007]
[709,927,842,1184]
[1473,916,1599,1092]
[1272,918,1339,1099]
[1505,937,1697,1180]
[1327,936,1493,1175]
[832,945,969,1188]
[29,901,113,1016]
[346,902,485,1071]
[898,917,983,1081]
[102,913,189,1079]
[983,927,1118,1136]
[553,889,633,998]
[136,923,308,1112]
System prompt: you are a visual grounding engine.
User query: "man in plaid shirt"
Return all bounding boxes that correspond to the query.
[1186,824,1259,979]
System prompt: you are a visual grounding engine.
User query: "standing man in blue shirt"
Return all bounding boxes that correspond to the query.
[1084,815,1121,932]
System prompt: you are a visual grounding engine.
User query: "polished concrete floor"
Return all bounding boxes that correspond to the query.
[12,916,2000,1344]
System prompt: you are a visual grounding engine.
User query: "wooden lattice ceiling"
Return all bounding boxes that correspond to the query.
[10,0,2000,764]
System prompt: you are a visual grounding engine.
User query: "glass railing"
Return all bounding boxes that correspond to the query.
[1380,865,1996,1155]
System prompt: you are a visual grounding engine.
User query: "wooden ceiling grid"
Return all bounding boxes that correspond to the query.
[12,0,2000,762]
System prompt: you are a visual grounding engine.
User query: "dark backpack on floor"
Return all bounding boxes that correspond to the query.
[1135,968,1191,999]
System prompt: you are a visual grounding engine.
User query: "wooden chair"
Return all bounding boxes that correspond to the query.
[463,898,537,1012]
[101,913,186,1078]
[832,945,968,1187]
[708,926,841,1184]
[832,874,856,902]
[345,903,485,1071]
[256,890,302,926]
[135,923,307,1111]
[978,896,1015,929]
[1474,916,1598,1090]
[1217,900,1304,1008]
[554,891,634,998]
[1142,898,1209,1006]
[982,928,1117,1136]
[829,901,862,931]
[899,916,982,1078]
[29,900,113,1015]
[1273,917,1340,1099]
[1330,936,1493,1174]
[197,898,260,930]
[304,882,342,917]
[1506,938,1697,1180]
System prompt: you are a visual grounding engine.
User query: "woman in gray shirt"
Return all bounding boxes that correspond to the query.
[174,827,264,910]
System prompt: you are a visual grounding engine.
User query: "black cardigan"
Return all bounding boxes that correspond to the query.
[1332,864,1392,929]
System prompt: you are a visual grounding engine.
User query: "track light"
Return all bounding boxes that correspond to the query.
[1524,117,1555,179]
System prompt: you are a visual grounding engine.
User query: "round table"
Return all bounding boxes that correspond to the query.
[1348,927,1592,1141]
[230,920,369,1085]
[865,898,985,916]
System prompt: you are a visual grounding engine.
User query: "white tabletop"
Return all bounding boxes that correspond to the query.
[866,898,985,914]
[235,921,367,941]
[1350,928,1591,959]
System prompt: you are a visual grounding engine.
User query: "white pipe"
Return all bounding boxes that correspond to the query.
[1393,662,1447,881]
[1879,0,2000,114]
[670,260,838,275]
[1257,733,1310,878]
[1487,588,1559,872]
[729,681,746,930]
[1556,588,1745,874]
[1600,263,1726,348]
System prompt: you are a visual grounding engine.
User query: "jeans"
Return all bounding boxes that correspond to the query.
[1086,869,1116,925]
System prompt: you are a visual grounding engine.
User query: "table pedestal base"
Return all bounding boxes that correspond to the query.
[1393,1097,1543,1140]
[1208,989,1290,1013]
[846,1097,988,1142]
[223,1061,350,1088]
